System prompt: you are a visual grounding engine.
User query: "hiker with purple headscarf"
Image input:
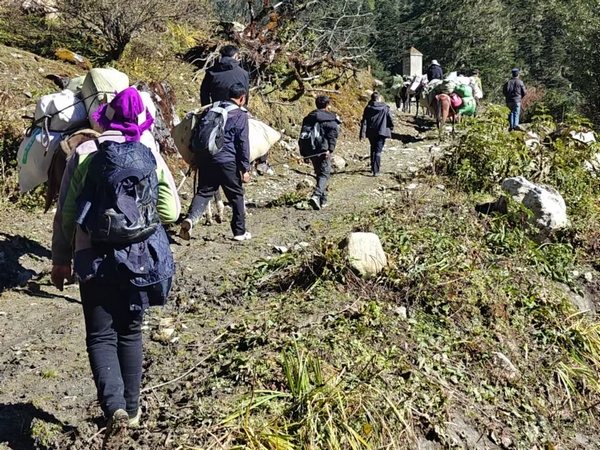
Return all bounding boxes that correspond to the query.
[51,87,180,448]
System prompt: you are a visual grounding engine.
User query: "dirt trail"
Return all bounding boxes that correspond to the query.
[0,112,440,448]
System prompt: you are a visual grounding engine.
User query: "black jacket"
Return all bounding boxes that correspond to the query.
[200,57,250,106]
[301,109,341,152]
[360,101,393,139]
[427,64,444,81]
[503,77,527,104]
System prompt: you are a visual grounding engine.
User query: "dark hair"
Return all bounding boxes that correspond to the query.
[220,45,239,58]
[315,95,330,109]
[371,91,381,102]
[229,83,247,100]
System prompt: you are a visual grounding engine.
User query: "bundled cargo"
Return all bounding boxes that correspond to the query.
[34,90,88,132]
[457,97,477,116]
[172,109,281,166]
[454,84,473,99]
[450,93,463,108]
[81,68,129,131]
[17,128,63,192]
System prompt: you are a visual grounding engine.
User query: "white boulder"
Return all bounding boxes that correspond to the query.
[501,176,568,230]
[344,232,387,276]
[330,155,346,172]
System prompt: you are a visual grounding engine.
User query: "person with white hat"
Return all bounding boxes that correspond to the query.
[427,59,444,81]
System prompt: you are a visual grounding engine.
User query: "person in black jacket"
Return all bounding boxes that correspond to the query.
[360,92,394,176]
[200,45,250,106]
[180,83,252,241]
[503,68,527,131]
[301,95,341,210]
[427,59,444,81]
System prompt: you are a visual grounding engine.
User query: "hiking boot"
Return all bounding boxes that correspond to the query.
[102,409,129,450]
[320,199,329,208]
[128,408,141,429]
[309,196,321,210]
[233,231,252,241]
[179,218,194,240]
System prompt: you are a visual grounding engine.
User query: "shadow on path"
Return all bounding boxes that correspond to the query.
[0,402,77,450]
[0,232,51,296]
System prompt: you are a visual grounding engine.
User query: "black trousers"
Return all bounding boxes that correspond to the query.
[80,280,144,418]
[311,154,331,203]
[188,161,246,236]
[368,136,386,175]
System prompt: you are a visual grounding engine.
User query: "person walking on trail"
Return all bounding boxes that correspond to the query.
[50,87,179,448]
[360,92,394,177]
[300,95,341,211]
[427,59,444,82]
[200,45,250,106]
[180,83,252,241]
[503,68,527,131]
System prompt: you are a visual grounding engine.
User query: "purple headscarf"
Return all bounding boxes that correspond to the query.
[92,87,154,142]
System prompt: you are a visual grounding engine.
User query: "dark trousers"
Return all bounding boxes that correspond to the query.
[80,280,144,418]
[188,161,246,236]
[368,136,386,175]
[311,154,331,203]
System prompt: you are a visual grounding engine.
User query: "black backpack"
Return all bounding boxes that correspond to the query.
[76,140,160,246]
[190,101,239,158]
[298,121,324,157]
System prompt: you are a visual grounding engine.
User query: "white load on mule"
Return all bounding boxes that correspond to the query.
[81,67,130,131]
[18,89,89,193]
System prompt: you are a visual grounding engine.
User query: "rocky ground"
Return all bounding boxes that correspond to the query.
[0,112,444,449]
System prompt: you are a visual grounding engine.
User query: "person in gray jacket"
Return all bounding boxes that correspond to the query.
[503,68,527,131]
[360,92,394,176]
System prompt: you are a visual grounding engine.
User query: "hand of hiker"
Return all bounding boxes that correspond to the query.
[325,151,331,159]
[51,265,73,291]
[242,171,251,183]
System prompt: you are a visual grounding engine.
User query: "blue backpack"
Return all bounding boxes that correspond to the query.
[76,140,160,246]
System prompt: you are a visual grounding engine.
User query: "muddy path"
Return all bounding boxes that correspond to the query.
[0,112,443,448]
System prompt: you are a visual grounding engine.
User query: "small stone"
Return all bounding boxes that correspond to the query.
[395,306,407,319]
[330,155,346,172]
[0,312,6,316]
[273,245,288,254]
[38,68,45,73]
[406,183,418,190]
[296,178,312,190]
[572,270,580,278]
[23,91,32,98]
[584,272,593,282]
[161,328,175,338]
[408,166,419,173]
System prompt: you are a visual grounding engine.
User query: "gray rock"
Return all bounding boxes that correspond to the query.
[330,155,346,172]
[343,232,387,276]
[502,176,568,230]
[296,178,312,190]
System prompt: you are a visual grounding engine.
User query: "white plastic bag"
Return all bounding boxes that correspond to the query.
[249,119,281,162]
[34,90,88,132]
[17,128,62,192]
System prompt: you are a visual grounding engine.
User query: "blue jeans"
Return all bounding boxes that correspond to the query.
[508,102,521,130]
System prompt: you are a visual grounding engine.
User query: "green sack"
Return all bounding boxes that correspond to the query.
[392,75,404,89]
[457,97,476,116]
[454,84,473,99]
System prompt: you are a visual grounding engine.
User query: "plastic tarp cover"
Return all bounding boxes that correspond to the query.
[34,90,88,132]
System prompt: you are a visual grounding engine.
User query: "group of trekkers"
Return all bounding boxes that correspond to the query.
[47,43,527,449]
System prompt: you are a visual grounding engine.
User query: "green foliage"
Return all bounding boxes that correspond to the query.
[446,105,600,223]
